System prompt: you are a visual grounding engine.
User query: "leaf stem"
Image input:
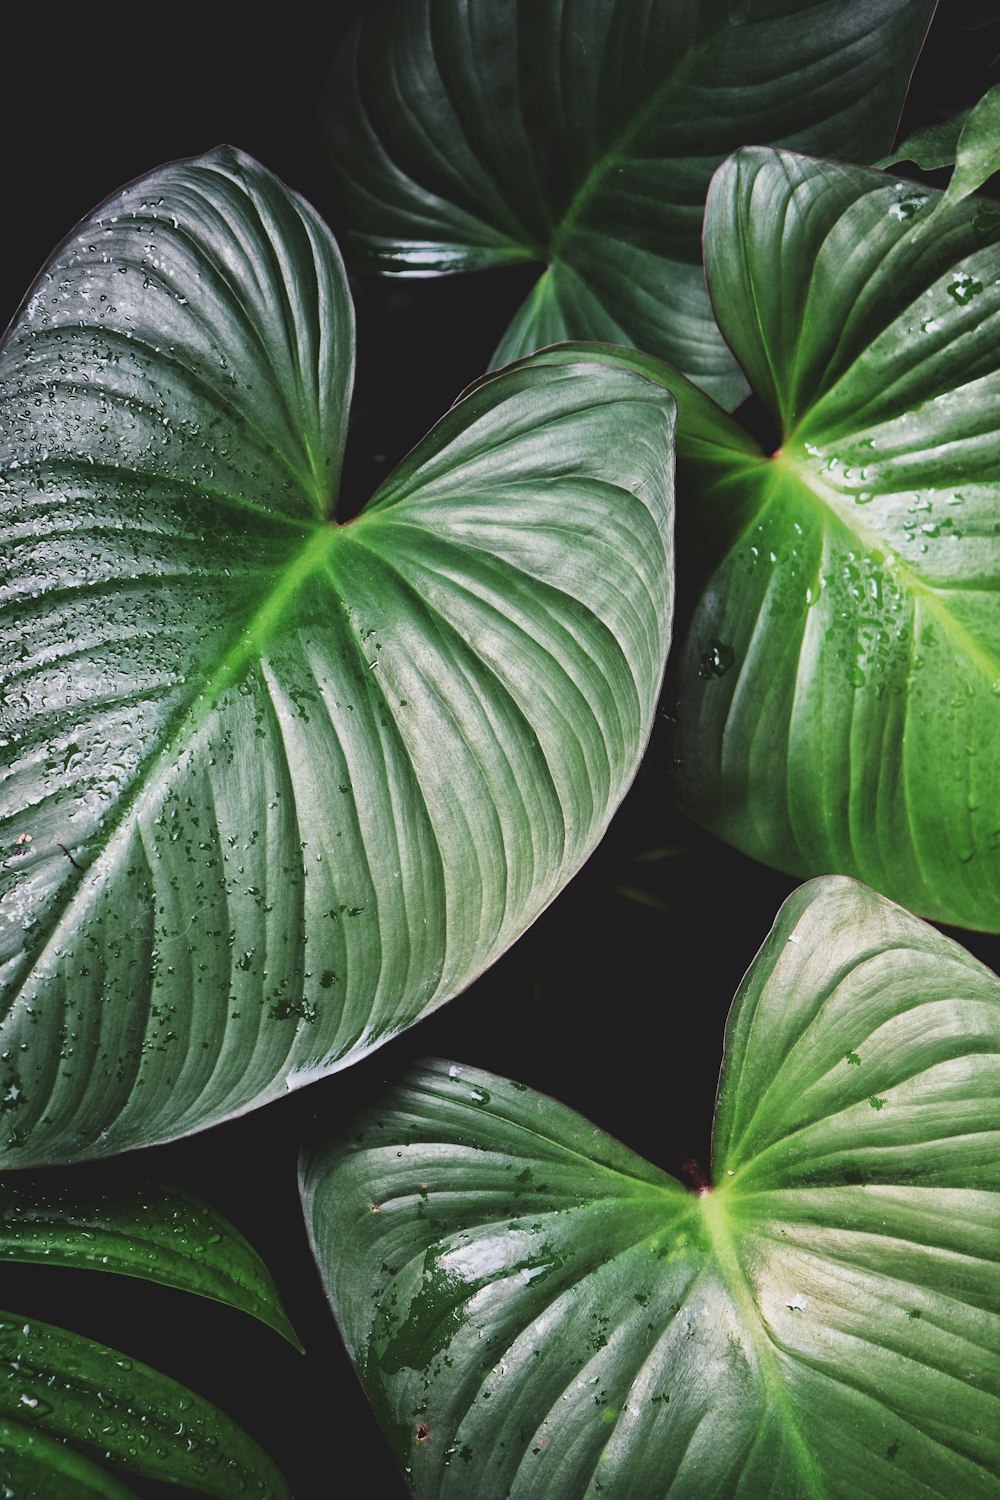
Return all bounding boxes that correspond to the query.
[681,1157,712,1193]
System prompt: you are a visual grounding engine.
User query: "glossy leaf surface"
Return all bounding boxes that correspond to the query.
[666,147,1000,929]
[0,1175,299,1346]
[325,0,935,408]
[0,1308,290,1497]
[880,83,1000,207]
[0,147,674,1166]
[301,877,1000,1498]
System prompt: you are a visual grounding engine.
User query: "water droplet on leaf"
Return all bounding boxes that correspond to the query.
[698,641,735,679]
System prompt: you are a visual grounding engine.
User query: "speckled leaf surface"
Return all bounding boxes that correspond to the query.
[666,147,1000,930]
[301,877,1000,1498]
[0,147,674,1166]
[0,1309,290,1498]
[325,0,935,408]
[0,1175,299,1346]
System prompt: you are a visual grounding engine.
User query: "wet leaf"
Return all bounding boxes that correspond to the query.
[0,147,674,1165]
[0,1174,299,1347]
[0,1310,290,1498]
[662,147,1000,929]
[302,877,1000,1498]
[0,1419,138,1499]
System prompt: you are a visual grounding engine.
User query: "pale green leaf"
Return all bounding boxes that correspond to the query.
[0,1310,290,1497]
[876,111,971,171]
[0,1175,300,1348]
[942,83,1000,208]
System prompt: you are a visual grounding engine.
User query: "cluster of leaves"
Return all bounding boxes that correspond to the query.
[1,1,999,1495]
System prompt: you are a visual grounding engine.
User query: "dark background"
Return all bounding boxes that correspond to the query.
[1,4,999,1496]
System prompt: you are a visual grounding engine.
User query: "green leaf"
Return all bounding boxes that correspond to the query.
[876,108,972,171]
[324,0,935,409]
[941,83,1000,208]
[0,147,674,1166]
[0,1309,290,1497]
[0,1419,138,1499]
[662,146,1000,930]
[0,1175,300,1348]
[300,876,1000,1498]
[879,83,1000,207]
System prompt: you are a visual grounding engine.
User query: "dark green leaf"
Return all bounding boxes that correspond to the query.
[325,0,935,407]
[876,109,971,171]
[0,148,674,1165]
[0,1419,138,1499]
[941,83,1000,208]
[301,877,1000,1498]
[663,146,1000,929]
[0,1309,290,1497]
[0,1175,300,1348]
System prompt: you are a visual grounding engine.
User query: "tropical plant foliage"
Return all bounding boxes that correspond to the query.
[324,0,1000,935]
[0,1177,296,1497]
[302,878,1000,1498]
[660,144,1000,930]
[325,0,935,409]
[0,147,673,1169]
[2,2,1000,1497]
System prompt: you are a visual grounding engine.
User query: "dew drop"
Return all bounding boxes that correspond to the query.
[947,272,984,305]
[888,195,927,221]
[698,641,735,679]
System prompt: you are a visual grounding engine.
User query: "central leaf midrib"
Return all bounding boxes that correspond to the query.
[172,522,341,740]
[775,452,1000,687]
[548,20,726,256]
[700,1188,832,1499]
[712,940,972,1175]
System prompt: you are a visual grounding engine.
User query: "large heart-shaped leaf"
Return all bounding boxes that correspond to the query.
[0,146,674,1167]
[324,0,936,408]
[648,146,1000,930]
[300,876,1000,1498]
[0,1307,290,1497]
